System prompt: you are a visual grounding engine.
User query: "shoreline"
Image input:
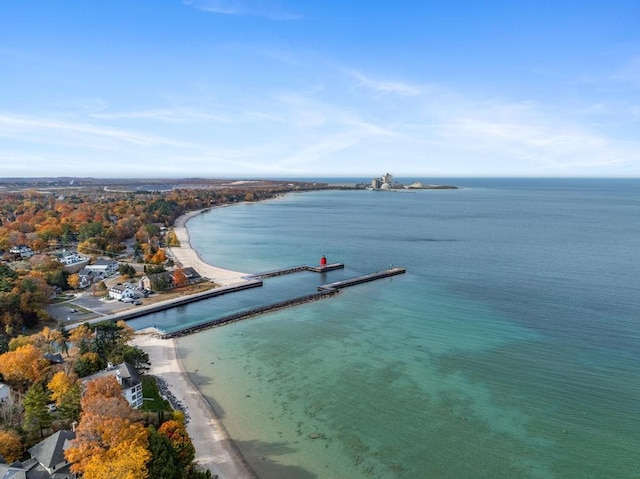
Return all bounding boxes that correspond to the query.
[168,207,250,286]
[132,329,257,479]
[134,207,259,478]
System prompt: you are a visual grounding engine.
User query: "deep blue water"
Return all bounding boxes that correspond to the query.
[130,178,640,478]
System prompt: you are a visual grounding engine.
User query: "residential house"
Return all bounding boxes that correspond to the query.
[0,381,10,403]
[108,285,136,301]
[83,259,119,278]
[0,462,27,479]
[137,267,202,292]
[24,429,76,479]
[75,269,93,289]
[81,362,143,409]
[9,245,34,258]
[52,251,89,274]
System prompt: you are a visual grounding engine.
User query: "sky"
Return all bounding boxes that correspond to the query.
[1,1,640,179]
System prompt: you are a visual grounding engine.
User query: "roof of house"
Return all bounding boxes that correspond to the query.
[27,430,75,471]
[82,362,141,390]
[181,267,201,279]
[0,462,27,479]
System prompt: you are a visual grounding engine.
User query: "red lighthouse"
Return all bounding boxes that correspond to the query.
[320,255,327,267]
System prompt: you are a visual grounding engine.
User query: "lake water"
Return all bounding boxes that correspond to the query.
[129,178,640,478]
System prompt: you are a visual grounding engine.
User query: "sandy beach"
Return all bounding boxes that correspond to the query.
[132,330,257,479]
[132,209,257,478]
[168,208,249,286]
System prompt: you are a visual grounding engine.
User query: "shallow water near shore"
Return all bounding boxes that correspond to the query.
[131,178,640,478]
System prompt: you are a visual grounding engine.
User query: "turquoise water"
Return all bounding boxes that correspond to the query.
[130,179,640,478]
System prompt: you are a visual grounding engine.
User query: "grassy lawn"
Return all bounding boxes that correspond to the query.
[141,376,173,412]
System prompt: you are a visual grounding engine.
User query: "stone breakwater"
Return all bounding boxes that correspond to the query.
[160,288,340,339]
[161,267,406,339]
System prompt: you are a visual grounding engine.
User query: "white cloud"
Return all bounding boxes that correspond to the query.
[183,0,302,20]
[0,113,190,148]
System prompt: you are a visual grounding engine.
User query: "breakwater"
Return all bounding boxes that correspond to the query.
[250,263,344,279]
[161,288,340,339]
[161,266,406,338]
[318,267,406,290]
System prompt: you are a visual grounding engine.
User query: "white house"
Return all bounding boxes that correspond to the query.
[9,245,34,258]
[108,285,136,301]
[83,258,119,278]
[82,362,143,409]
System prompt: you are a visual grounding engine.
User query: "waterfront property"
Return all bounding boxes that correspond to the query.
[81,362,143,409]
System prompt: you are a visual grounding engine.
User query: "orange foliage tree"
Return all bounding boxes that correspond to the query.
[0,428,24,462]
[65,376,150,478]
[0,343,49,387]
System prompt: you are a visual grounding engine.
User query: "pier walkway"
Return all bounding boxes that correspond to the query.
[250,263,344,279]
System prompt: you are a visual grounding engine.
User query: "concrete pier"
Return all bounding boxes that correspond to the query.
[318,267,406,291]
[250,263,344,279]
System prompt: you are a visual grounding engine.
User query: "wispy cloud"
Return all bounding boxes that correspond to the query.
[89,108,231,123]
[347,70,422,96]
[0,113,189,148]
[183,0,302,20]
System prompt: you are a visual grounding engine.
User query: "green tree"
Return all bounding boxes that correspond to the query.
[0,333,8,354]
[23,383,52,438]
[147,426,184,479]
[57,382,82,422]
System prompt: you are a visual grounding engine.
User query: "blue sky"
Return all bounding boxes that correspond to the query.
[1,1,639,178]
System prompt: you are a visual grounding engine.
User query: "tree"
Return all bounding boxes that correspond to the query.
[165,230,180,247]
[0,333,8,354]
[57,382,82,422]
[147,426,184,479]
[67,273,81,290]
[66,376,150,478]
[0,343,49,386]
[23,382,52,438]
[158,420,195,470]
[109,345,150,373]
[69,324,93,355]
[0,428,24,462]
[32,326,64,354]
[74,351,105,378]
[173,269,189,288]
[48,370,78,405]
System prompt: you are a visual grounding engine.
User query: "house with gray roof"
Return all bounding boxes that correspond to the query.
[81,362,143,409]
[25,429,75,479]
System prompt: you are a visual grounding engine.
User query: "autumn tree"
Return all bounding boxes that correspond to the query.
[67,273,81,290]
[0,343,49,387]
[173,268,189,288]
[48,370,78,406]
[32,326,64,354]
[165,230,180,247]
[158,420,195,472]
[66,376,150,479]
[68,324,93,355]
[0,428,24,462]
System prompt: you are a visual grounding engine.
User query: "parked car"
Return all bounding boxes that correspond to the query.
[121,297,134,303]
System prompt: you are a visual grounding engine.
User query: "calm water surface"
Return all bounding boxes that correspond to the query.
[130,179,640,478]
